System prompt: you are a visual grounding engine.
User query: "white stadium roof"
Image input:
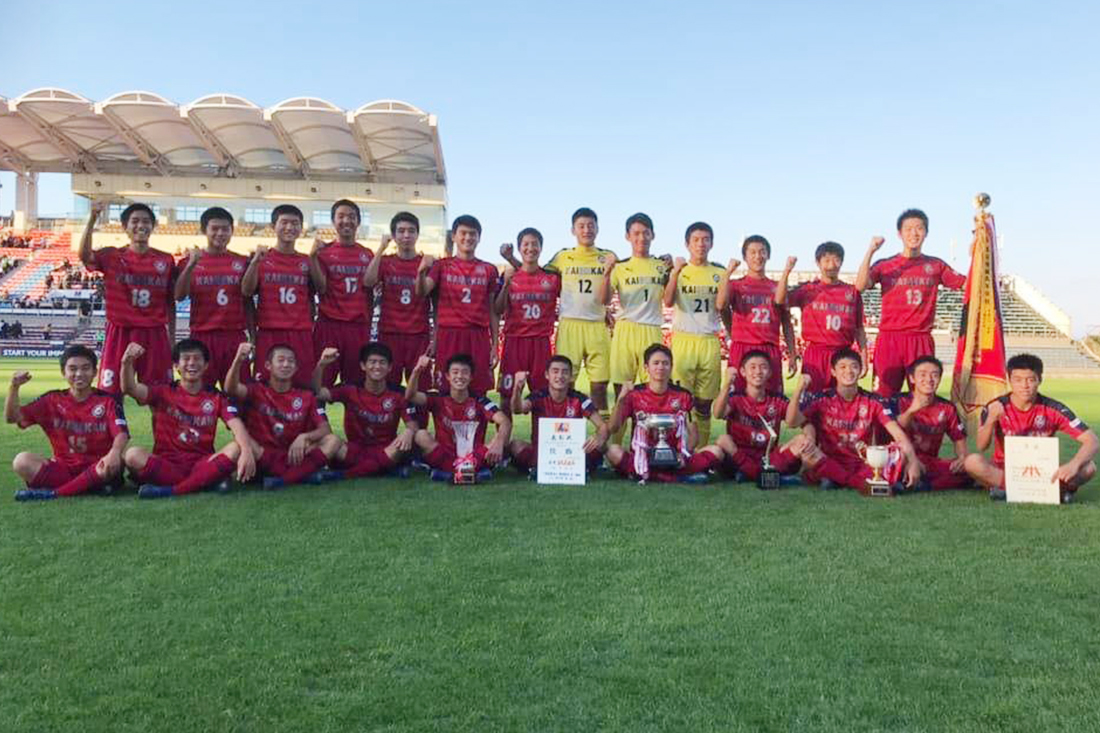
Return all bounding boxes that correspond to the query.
[0,88,445,184]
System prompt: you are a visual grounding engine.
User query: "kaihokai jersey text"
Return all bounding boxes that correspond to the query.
[618,384,695,453]
[545,246,616,322]
[257,250,313,330]
[146,383,238,460]
[527,388,596,445]
[983,394,1090,465]
[316,242,373,322]
[868,254,965,333]
[672,263,725,335]
[610,257,669,326]
[893,394,966,460]
[18,389,128,469]
[723,390,789,450]
[425,392,500,456]
[243,383,327,450]
[91,246,177,328]
[788,280,863,347]
[503,269,561,338]
[799,388,895,462]
[188,251,248,332]
[727,275,783,345]
[377,255,430,335]
[430,257,499,329]
[329,384,416,447]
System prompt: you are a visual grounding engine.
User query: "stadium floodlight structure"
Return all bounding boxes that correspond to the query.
[0,88,447,248]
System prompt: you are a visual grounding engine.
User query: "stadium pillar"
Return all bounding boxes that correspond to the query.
[13,171,38,229]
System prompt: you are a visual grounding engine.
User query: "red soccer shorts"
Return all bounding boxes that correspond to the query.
[803,455,872,492]
[313,318,370,388]
[435,326,493,394]
[138,453,201,486]
[255,329,316,390]
[722,446,801,481]
[333,442,395,476]
[920,455,973,490]
[873,331,935,397]
[28,458,95,488]
[727,342,784,394]
[378,331,432,386]
[99,323,173,393]
[801,343,841,392]
[498,335,551,398]
[191,329,249,390]
[615,449,720,482]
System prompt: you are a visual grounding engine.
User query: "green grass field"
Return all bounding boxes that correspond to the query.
[3,358,1100,732]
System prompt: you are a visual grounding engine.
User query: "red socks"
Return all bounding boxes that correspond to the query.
[173,454,235,495]
[55,465,105,496]
[281,448,328,485]
[345,449,395,479]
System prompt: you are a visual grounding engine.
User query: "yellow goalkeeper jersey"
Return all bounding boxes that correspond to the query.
[671,262,726,335]
[609,256,669,327]
[545,245,617,322]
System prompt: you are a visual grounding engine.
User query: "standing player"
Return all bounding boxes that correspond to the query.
[605,345,724,482]
[119,339,256,498]
[855,209,966,396]
[175,207,251,389]
[964,353,1098,501]
[311,344,418,479]
[416,215,499,394]
[775,242,867,391]
[543,208,617,424]
[405,353,512,482]
[786,348,922,493]
[712,351,803,484]
[311,200,374,388]
[494,227,561,412]
[893,356,970,492]
[715,235,797,394]
[7,345,128,501]
[663,221,726,446]
[508,356,609,475]
[242,205,316,389]
[225,342,341,488]
[79,200,176,392]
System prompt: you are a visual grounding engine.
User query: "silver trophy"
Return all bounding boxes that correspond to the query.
[641,413,681,469]
[757,415,781,490]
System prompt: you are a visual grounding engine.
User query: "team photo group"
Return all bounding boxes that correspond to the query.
[7,199,1097,501]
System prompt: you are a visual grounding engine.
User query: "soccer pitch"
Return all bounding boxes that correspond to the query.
[2,358,1099,732]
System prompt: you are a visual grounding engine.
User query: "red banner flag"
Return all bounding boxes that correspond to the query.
[952,206,1006,425]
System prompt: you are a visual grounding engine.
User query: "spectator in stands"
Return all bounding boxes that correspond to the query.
[0,320,8,338]
[11,321,23,338]
[43,324,52,341]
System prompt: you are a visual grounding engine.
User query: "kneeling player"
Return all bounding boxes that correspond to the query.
[7,345,129,500]
[605,344,724,482]
[508,355,609,474]
[312,344,418,479]
[406,353,512,482]
[120,340,256,498]
[964,353,1098,502]
[712,350,802,484]
[226,342,340,488]
[893,356,971,491]
[787,348,922,493]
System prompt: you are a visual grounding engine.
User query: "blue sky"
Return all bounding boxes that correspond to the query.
[4,0,1098,334]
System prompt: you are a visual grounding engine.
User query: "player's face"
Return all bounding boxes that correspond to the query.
[817,253,842,279]
[744,242,769,273]
[266,349,298,380]
[626,223,653,256]
[63,357,96,391]
[686,231,712,262]
[333,206,360,240]
[909,362,941,396]
[898,217,927,251]
[205,219,233,251]
[831,357,861,387]
[394,222,419,249]
[645,352,672,382]
[446,363,472,391]
[1008,368,1041,402]
[572,216,598,246]
[274,215,302,245]
[518,234,542,264]
[361,355,392,382]
[175,349,209,382]
[546,362,572,390]
[452,225,480,256]
[125,211,155,244]
[740,356,772,389]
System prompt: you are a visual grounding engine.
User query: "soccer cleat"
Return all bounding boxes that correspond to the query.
[430,469,454,483]
[818,478,839,491]
[1061,490,1075,505]
[15,489,57,502]
[389,465,411,479]
[988,487,1007,501]
[779,475,803,487]
[410,458,431,472]
[138,484,174,500]
[211,480,231,494]
[680,472,710,485]
[891,481,909,495]
[262,476,286,490]
[732,471,748,483]
[475,468,493,483]
[306,469,344,485]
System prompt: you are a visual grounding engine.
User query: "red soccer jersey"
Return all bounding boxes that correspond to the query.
[146,382,238,461]
[504,269,561,338]
[868,254,966,333]
[377,254,431,335]
[723,390,789,450]
[257,249,313,331]
[984,394,1090,465]
[316,242,373,323]
[188,251,248,332]
[430,257,500,329]
[894,394,967,460]
[788,280,864,347]
[528,388,596,445]
[243,382,327,451]
[728,275,783,345]
[425,391,500,456]
[329,383,415,447]
[91,246,176,328]
[800,388,895,462]
[19,389,128,470]
[619,384,695,452]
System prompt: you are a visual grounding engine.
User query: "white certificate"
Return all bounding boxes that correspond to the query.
[536,418,587,486]
[1005,436,1061,505]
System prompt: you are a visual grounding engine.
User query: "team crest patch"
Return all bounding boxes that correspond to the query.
[360,253,369,263]
[202,400,215,414]
[292,397,303,410]
[846,290,855,301]
[541,278,552,289]
[299,262,309,272]
[859,404,868,418]
[91,403,106,418]
[382,397,395,411]
[476,266,485,277]
[937,411,946,423]
[670,399,681,410]
[766,405,776,418]
[923,264,933,274]
[465,406,476,419]
[566,407,576,417]
[154,260,167,273]
[232,260,244,272]
[713,274,721,283]
[1035,415,1046,429]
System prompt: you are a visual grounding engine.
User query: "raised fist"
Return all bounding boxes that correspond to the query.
[310,236,326,256]
[11,371,31,387]
[799,373,812,391]
[985,399,1005,423]
[415,354,432,371]
[379,234,393,253]
[122,342,145,363]
[674,257,687,270]
[319,347,339,365]
[514,371,528,389]
[253,245,268,259]
[187,247,202,267]
[502,264,516,281]
[785,256,797,271]
[235,342,255,361]
[869,236,885,252]
[90,199,109,217]
[726,258,741,273]
[500,242,514,260]
[603,251,618,269]
[419,254,435,272]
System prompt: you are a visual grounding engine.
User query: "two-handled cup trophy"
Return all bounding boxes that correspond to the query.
[757,415,782,490]
[859,442,892,497]
[641,413,682,469]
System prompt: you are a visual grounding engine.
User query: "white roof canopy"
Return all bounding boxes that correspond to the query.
[0,88,445,184]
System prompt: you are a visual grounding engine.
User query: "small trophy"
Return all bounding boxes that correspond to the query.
[757,415,781,490]
[861,443,892,497]
[452,421,478,484]
[642,413,681,469]
[453,454,477,484]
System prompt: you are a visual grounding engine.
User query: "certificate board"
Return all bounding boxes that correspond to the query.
[536,418,587,486]
[1004,436,1061,505]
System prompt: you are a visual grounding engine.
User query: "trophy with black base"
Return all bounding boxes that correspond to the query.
[642,413,682,469]
[860,443,893,497]
[452,421,478,484]
[757,415,781,490]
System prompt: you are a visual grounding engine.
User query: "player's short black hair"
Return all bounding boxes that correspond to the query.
[59,344,97,372]
[359,343,392,363]
[830,347,862,369]
[120,203,156,227]
[445,353,475,373]
[644,343,673,364]
[739,349,773,368]
[517,227,543,247]
[742,235,771,258]
[200,207,234,232]
[572,207,597,224]
[172,338,210,363]
[547,354,573,372]
[685,222,713,241]
[625,212,654,234]
[815,241,845,262]
[451,215,482,235]
[390,211,419,235]
[1007,353,1044,378]
[265,343,297,362]
[271,204,304,226]
[896,208,929,232]
[908,355,943,376]
[331,199,361,223]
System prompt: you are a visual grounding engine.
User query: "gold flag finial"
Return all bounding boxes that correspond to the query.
[973,192,991,211]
